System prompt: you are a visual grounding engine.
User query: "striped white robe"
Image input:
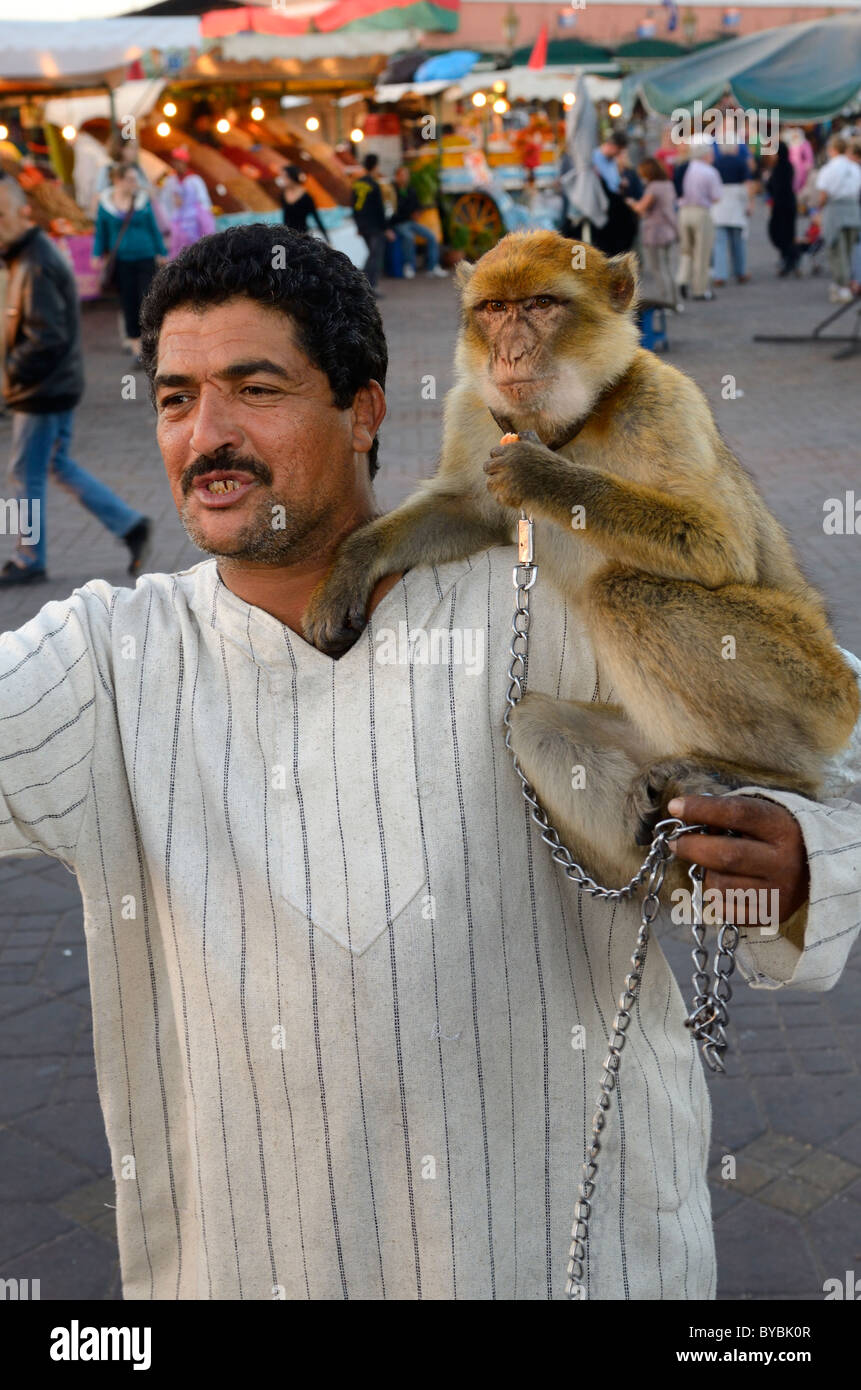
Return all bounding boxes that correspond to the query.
[1,545,859,1301]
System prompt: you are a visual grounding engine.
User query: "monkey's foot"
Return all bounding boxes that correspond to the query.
[302,577,369,657]
[628,758,747,846]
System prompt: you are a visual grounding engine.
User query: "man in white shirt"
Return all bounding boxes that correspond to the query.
[815,134,861,300]
[1,225,859,1300]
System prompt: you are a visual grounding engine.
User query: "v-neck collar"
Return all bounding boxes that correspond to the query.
[185,554,481,676]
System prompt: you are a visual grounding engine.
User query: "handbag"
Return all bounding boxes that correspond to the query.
[99,202,136,296]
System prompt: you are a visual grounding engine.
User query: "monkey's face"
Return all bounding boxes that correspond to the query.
[455,231,640,441]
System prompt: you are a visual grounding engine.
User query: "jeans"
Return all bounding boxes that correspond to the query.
[7,408,144,571]
[395,220,440,271]
[713,225,747,281]
[361,231,386,287]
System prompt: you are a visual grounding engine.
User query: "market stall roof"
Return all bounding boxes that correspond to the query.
[0,18,200,84]
[510,38,615,68]
[630,15,861,122]
[43,79,167,130]
[374,78,457,100]
[456,69,621,100]
[200,0,459,38]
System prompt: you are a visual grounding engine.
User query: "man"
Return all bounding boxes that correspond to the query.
[0,174,152,586]
[676,138,723,301]
[592,131,624,194]
[710,142,755,285]
[388,165,448,280]
[1,225,859,1300]
[351,153,393,298]
[815,134,861,303]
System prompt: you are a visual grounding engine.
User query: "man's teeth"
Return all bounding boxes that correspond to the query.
[206,478,244,494]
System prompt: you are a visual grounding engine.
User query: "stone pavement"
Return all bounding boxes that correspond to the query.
[0,209,859,1301]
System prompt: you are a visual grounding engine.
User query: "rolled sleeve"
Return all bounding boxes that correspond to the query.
[731,647,861,992]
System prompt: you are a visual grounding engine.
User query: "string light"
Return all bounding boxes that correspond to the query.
[0,125,8,141]
[493,99,508,114]
[156,121,171,137]
[163,101,177,118]
[472,92,487,108]
[216,117,231,134]
[492,80,506,94]
[608,102,623,118]
[61,125,77,141]
[563,92,577,107]
[305,115,320,132]
[350,127,364,142]
[251,104,265,121]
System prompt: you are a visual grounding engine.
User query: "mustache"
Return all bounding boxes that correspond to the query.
[181,448,273,495]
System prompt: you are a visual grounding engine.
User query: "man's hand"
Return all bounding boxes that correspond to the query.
[666,794,809,925]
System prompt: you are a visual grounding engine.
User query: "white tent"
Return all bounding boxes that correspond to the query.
[0,18,200,82]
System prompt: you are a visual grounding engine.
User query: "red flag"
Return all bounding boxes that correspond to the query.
[527,23,548,69]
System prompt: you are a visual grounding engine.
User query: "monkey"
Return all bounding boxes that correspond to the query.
[303,229,860,887]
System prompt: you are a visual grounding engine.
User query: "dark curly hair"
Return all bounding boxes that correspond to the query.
[139,223,387,477]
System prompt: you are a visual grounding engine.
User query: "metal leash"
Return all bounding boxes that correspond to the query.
[503,514,738,1298]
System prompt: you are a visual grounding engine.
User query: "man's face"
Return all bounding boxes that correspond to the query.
[0,184,32,253]
[154,297,377,565]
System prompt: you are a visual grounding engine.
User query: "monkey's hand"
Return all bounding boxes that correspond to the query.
[628,757,751,848]
[483,431,572,513]
[303,524,383,657]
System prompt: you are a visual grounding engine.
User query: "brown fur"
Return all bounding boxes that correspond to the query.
[304,231,860,886]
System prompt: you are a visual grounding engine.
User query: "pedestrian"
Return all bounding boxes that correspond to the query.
[93,164,168,360]
[387,165,448,279]
[615,143,644,201]
[786,126,815,195]
[162,148,216,259]
[0,220,859,1300]
[766,141,799,276]
[815,135,861,302]
[351,152,393,298]
[628,156,679,307]
[276,164,330,242]
[676,139,723,301]
[592,130,624,193]
[711,142,754,285]
[0,175,151,587]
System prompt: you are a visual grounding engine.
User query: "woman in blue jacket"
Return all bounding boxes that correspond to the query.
[93,164,167,359]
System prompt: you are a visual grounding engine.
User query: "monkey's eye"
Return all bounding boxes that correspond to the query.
[534,296,556,308]
[488,300,507,312]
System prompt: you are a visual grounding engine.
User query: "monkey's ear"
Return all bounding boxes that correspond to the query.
[455,259,476,291]
[605,253,639,312]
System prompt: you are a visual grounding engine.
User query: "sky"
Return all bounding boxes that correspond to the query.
[0,1,155,17]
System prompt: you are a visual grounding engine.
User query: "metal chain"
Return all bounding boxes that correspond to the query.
[504,515,739,1299]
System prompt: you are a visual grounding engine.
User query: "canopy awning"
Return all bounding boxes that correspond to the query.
[201,0,459,38]
[631,15,861,122]
[0,18,200,83]
[43,79,167,129]
[456,69,621,102]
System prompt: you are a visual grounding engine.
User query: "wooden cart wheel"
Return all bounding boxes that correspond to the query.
[450,192,503,256]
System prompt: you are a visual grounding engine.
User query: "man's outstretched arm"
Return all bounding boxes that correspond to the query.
[0,593,100,867]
